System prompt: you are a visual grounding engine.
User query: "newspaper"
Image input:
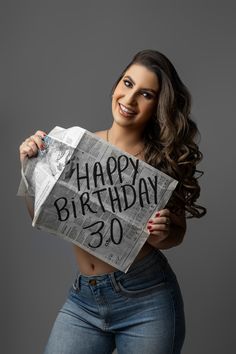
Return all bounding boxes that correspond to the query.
[17,126,178,272]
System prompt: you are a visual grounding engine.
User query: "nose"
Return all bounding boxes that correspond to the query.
[124,90,138,107]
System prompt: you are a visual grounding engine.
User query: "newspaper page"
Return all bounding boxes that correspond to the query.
[17,126,178,272]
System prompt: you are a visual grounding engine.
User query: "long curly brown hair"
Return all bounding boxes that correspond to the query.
[110,49,206,219]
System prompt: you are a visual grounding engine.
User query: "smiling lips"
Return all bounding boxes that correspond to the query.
[118,103,137,117]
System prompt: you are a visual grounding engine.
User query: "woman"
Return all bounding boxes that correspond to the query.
[19,49,206,354]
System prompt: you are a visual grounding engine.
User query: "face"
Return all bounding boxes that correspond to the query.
[111,64,160,130]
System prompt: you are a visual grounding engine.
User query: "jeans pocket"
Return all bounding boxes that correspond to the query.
[68,285,81,306]
[116,262,167,298]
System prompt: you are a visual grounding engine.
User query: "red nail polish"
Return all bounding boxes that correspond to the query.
[148,220,153,223]
[156,212,160,217]
[147,225,152,230]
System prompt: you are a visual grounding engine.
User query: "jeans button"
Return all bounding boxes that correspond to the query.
[89,279,97,286]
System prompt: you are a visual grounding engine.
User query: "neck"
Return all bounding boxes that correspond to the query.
[108,122,144,148]
[107,122,145,158]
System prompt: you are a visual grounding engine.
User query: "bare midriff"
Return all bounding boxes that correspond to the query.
[72,242,154,275]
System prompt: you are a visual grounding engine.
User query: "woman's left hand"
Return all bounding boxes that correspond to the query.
[146,208,172,248]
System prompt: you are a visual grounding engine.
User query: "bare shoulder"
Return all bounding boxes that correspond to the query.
[93,129,107,141]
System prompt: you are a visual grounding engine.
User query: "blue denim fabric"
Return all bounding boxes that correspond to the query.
[43,248,185,354]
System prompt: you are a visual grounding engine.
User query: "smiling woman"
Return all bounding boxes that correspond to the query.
[111,64,160,132]
[19,49,206,354]
[110,51,206,219]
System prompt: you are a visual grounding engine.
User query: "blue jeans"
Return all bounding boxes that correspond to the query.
[43,248,185,354]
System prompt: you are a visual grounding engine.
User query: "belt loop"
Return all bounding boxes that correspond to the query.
[73,271,81,291]
[109,272,121,293]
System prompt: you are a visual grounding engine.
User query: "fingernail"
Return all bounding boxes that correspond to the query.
[40,144,45,150]
[147,225,152,230]
[148,220,153,223]
[156,212,160,217]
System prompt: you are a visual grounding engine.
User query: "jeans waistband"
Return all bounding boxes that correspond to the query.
[72,248,168,290]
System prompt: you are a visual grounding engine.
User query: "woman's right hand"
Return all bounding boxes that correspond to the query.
[19,130,47,163]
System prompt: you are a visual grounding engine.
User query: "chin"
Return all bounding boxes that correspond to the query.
[113,118,131,128]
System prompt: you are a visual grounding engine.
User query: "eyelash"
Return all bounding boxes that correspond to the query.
[123,79,153,100]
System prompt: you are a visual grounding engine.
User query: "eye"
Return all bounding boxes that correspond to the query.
[123,79,132,87]
[141,91,153,100]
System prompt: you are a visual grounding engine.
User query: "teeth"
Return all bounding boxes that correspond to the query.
[120,103,135,114]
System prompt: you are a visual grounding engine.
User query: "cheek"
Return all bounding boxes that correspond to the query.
[140,102,156,118]
[113,80,126,97]
[111,94,120,114]
[112,88,123,110]
[112,93,119,107]
[113,86,123,99]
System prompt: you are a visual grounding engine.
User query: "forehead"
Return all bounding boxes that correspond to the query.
[124,64,159,90]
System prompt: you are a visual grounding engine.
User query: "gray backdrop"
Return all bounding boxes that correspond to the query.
[1,1,235,353]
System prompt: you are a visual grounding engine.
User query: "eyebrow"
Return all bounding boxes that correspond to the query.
[123,75,158,95]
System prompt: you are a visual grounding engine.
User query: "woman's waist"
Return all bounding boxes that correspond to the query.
[72,242,156,276]
[71,245,170,293]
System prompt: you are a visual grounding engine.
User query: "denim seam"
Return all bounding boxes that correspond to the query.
[168,285,176,354]
[117,280,166,298]
[160,260,182,353]
[92,292,111,331]
[109,272,121,293]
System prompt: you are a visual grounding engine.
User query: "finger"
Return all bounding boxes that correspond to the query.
[147,233,167,245]
[20,138,38,156]
[26,140,39,154]
[149,231,167,240]
[19,130,46,163]
[147,223,169,232]
[23,135,43,149]
[34,130,47,138]
[30,134,45,150]
[147,215,171,226]
[151,216,172,225]
[19,136,42,162]
[19,143,37,162]
[155,209,171,218]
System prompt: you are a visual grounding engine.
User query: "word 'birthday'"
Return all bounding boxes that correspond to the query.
[53,154,161,222]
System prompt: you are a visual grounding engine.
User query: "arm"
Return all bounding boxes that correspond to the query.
[146,208,186,250]
[19,130,47,220]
